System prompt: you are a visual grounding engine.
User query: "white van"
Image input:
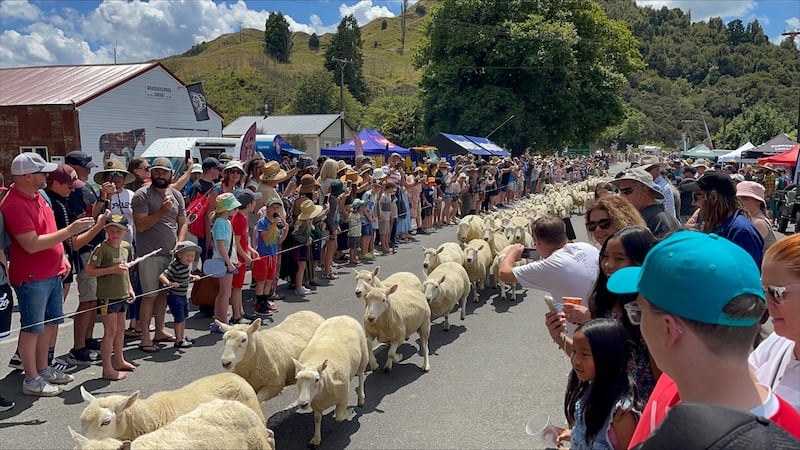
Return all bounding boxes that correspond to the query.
[140,137,242,175]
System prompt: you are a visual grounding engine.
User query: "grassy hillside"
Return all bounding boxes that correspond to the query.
[159,2,430,124]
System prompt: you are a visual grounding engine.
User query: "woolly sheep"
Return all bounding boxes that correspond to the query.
[505,224,533,247]
[353,266,422,298]
[292,315,369,447]
[463,238,493,302]
[362,283,431,372]
[490,244,528,300]
[421,242,465,274]
[482,226,510,259]
[217,311,325,403]
[78,373,265,441]
[423,262,471,330]
[70,399,274,450]
[456,215,485,244]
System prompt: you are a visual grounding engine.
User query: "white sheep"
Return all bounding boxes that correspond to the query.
[490,244,527,300]
[421,242,465,275]
[483,226,510,259]
[79,373,265,441]
[505,224,533,247]
[353,266,422,298]
[423,262,471,330]
[217,311,325,403]
[292,315,369,447]
[362,283,431,372]
[70,399,275,450]
[463,238,493,302]
[456,215,485,245]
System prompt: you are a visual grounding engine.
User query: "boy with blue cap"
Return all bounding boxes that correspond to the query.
[608,231,800,446]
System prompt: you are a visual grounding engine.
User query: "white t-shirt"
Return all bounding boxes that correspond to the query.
[109,188,135,244]
[749,332,799,411]
[512,242,599,336]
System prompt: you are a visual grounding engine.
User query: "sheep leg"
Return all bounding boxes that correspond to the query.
[357,370,366,407]
[472,281,480,303]
[499,281,507,301]
[384,342,400,372]
[419,323,431,372]
[309,410,322,447]
[366,336,379,371]
[334,384,352,421]
[460,292,466,321]
[443,314,450,331]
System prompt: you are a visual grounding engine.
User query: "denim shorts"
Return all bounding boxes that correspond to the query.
[361,223,373,236]
[14,276,65,334]
[166,293,189,323]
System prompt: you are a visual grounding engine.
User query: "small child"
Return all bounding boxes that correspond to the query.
[558,318,639,450]
[84,214,136,381]
[254,198,286,315]
[159,241,202,348]
[347,199,365,265]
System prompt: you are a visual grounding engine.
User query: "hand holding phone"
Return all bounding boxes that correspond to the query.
[520,247,538,259]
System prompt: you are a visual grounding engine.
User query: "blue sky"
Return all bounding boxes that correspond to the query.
[0,0,797,68]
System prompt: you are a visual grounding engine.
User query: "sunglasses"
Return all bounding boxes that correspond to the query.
[624,301,642,325]
[109,171,127,178]
[619,186,640,195]
[138,166,151,171]
[585,218,612,232]
[763,283,800,305]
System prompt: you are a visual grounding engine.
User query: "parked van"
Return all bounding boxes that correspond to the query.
[141,137,241,175]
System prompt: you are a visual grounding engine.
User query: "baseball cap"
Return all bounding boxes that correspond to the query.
[48,164,86,188]
[151,158,173,172]
[104,214,129,230]
[608,231,765,326]
[191,163,203,174]
[696,171,736,197]
[65,151,97,168]
[265,197,282,207]
[202,157,223,170]
[235,188,261,207]
[11,152,58,175]
[612,168,664,199]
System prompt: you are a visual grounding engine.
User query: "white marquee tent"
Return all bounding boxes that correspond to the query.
[717,141,755,163]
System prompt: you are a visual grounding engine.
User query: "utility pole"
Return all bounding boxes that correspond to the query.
[331,56,352,144]
[680,119,695,153]
[783,30,800,182]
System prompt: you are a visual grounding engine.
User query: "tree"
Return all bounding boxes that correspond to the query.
[719,104,793,148]
[308,33,320,51]
[264,12,292,63]
[727,19,745,45]
[324,15,369,104]
[285,70,338,114]
[413,0,643,152]
[363,95,422,148]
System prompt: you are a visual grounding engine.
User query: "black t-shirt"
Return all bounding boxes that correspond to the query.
[67,184,104,253]
[188,178,214,201]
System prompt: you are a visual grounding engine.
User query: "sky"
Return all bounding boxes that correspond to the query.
[0,0,797,68]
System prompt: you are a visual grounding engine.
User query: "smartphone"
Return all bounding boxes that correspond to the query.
[543,295,557,312]
[520,247,538,259]
[185,149,191,164]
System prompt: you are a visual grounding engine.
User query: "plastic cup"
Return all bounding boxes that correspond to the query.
[562,297,582,306]
[525,412,559,448]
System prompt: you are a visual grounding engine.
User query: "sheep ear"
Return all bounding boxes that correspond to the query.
[436,246,445,254]
[80,385,96,403]
[363,282,372,294]
[372,266,380,277]
[249,319,261,333]
[120,441,132,450]
[215,319,232,333]
[115,391,139,414]
[292,358,303,374]
[387,284,398,295]
[68,426,90,449]
[438,274,446,284]
[319,359,328,373]
[477,244,485,251]
[353,269,360,278]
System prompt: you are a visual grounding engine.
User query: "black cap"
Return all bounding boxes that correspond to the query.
[635,402,800,450]
[696,171,736,196]
[202,157,223,170]
[65,151,96,168]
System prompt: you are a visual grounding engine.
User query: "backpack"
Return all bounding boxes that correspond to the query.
[187,186,215,237]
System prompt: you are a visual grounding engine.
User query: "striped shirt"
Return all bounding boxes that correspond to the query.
[162,258,191,296]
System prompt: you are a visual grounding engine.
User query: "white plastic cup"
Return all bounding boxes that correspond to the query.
[525,412,559,448]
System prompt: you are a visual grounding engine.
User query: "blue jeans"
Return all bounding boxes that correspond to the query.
[14,276,64,334]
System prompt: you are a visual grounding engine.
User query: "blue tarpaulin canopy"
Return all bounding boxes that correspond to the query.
[256,134,304,160]
[464,136,511,156]
[320,129,408,157]
[426,132,509,156]
[441,133,490,155]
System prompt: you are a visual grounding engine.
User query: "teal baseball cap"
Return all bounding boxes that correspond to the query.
[607,231,765,327]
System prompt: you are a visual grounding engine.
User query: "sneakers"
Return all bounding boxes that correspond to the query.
[209,323,223,334]
[85,338,102,351]
[0,396,14,411]
[229,316,252,325]
[50,356,77,373]
[8,352,22,371]
[254,303,273,316]
[295,287,312,295]
[267,303,279,313]
[242,313,258,321]
[22,376,60,397]
[67,347,101,365]
[39,366,74,385]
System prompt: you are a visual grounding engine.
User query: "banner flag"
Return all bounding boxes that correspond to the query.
[240,122,257,161]
[186,83,209,121]
[353,129,364,159]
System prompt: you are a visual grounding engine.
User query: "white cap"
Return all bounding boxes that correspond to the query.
[11,152,58,175]
[191,163,202,174]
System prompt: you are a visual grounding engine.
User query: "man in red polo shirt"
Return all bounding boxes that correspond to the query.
[0,153,93,396]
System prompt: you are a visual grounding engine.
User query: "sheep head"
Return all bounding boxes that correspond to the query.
[363,284,397,322]
[220,319,261,370]
[422,248,438,270]
[354,267,379,298]
[69,426,127,450]
[464,245,478,264]
[456,221,471,242]
[293,358,329,412]
[423,275,444,303]
[79,386,139,440]
[482,227,493,242]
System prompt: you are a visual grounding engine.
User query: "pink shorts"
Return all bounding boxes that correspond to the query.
[252,255,277,281]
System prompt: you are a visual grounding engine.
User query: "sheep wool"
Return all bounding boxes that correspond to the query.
[423,261,471,330]
[353,266,423,299]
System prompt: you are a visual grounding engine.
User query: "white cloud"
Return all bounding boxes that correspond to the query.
[339,0,395,26]
[0,0,41,23]
[788,17,800,30]
[634,0,756,22]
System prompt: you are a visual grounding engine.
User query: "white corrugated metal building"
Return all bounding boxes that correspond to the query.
[223,114,354,159]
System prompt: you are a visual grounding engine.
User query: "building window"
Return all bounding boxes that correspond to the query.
[324,141,332,148]
[20,147,48,160]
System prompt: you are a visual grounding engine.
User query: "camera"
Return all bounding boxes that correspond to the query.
[273,212,285,229]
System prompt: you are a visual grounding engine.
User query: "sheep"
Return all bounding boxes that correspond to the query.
[362,283,431,372]
[482,226,510,259]
[70,399,275,450]
[505,224,533,247]
[78,373,265,441]
[456,215,484,245]
[217,311,325,403]
[462,239,493,303]
[353,266,422,298]
[421,242,465,275]
[292,315,369,447]
[490,244,528,300]
[423,262,471,330]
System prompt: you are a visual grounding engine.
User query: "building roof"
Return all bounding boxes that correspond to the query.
[0,62,160,106]
[223,114,343,137]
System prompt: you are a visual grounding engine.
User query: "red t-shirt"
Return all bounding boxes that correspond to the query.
[630,374,800,448]
[231,211,249,263]
[0,186,66,285]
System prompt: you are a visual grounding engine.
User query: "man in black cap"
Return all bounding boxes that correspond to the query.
[188,157,223,261]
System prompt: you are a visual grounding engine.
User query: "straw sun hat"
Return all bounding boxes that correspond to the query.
[94,157,135,185]
[215,192,241,213]
[297,199,324,220]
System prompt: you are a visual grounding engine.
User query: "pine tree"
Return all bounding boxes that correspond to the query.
[264,12,292,63]
[323,15,369,104]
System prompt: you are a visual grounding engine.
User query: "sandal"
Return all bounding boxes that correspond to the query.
[124,328,142,338]
[137,344,160,353]
[153,335,176,343]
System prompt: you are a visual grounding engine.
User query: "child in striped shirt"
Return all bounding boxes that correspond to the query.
[159,241,202,348]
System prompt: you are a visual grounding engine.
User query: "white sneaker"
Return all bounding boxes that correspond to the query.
[295,287,312,295]
[22,376,61,397]
[40,366,74,385]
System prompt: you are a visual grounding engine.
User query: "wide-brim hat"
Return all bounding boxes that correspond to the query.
[223,160,245,174]
[297,199,324,220]
[330,179,346,196]
[489,156,500,164]
[260,160,287,181]
[173,240,202,256]
[756,162,777,173]
[639,155,667,171]
[340,170,363,185]
[94,157,135,185]
[372,168,387,180]
[296,174,321,194]
[438,160,450,169]
[215,192,241,213]
[692,159,709,169]
[612,168,664,199]
[735,181,765,204]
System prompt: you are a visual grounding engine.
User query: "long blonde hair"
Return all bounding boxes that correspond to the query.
[319,159,339,181]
